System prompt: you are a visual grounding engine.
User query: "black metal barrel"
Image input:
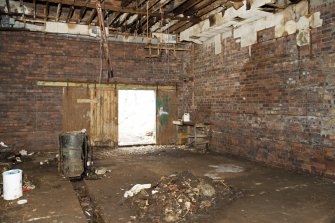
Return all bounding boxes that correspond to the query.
[59,132,88,178]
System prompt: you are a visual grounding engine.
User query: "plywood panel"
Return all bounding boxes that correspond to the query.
[156,89,178,145]
[89,87,117,147]
[62,87,90,133]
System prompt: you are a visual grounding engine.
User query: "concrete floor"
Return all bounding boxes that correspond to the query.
[1,146,335,223]
[0,153,85,223]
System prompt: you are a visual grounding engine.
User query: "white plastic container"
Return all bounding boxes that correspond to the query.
[2,169,23,200]
[183,113,190,122]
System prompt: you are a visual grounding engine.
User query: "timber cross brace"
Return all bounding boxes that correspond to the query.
[96,0,113,80]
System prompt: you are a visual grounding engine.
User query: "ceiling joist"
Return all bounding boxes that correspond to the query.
[0,0,235,36]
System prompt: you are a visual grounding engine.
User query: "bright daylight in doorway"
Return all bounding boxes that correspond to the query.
[118,90,156,146]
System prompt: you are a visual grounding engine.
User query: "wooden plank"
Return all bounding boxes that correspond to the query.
[33,0,36,19]
[121,0,133,7]
[37,81,177,90]
[56,3,62,22]
[172,0,203,15]
[44,1,49,21]
[86,9,97,25]
[77,99,97,103]
[37,0,162,16]
[78,0,90,23]
[66,5,75,23]
[144,45,191,51]
[165,0,188,13]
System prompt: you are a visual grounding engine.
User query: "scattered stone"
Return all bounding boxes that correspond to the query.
[198,181,216,197]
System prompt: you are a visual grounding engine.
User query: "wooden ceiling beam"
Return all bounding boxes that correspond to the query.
[33,0,36,19]
[56,3,62,22]
[195,0,228,16]
[169,20,190,33]
[78,0,90,23]
[170,0,228,34]
[183,0,217,16]
[108,12,122,27]
[44,1,49,21]
[172,0,203,15]
[172,20,194,33]
[121,0,132,7]
[65,0,75,23]
[86,8,96,25]
[36,0,161,16]
[108,0,144,28]
[164,0,188,13]
[66,6,74,22]
[2,11,45,21]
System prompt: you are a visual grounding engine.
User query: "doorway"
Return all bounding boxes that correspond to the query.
[118,90,156,146]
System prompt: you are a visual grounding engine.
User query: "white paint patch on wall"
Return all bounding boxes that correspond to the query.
[214,34,222,55]
[180,0,323,48]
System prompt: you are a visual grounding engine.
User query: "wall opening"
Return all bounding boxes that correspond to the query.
[118,90,156,146]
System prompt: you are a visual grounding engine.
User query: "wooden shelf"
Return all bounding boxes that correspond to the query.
[174,122,211,148]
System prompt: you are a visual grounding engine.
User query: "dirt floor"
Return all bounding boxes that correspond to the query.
[1,145,335,223]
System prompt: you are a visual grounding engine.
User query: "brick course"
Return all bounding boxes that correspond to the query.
[190,1,335,177]
[0,31,189,151]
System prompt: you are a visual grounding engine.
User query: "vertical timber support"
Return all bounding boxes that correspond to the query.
[96,0,113,80]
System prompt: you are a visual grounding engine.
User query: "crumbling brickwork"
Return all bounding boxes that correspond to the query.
[0,32,189,150]
[191,1,335,177]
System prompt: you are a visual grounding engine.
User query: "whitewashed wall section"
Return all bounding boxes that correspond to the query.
[180,0,323,50]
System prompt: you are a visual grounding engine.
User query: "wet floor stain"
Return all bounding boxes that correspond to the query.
[205,164,244,180]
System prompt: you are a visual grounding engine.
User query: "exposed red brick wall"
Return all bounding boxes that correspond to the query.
[0,31,189,151]
[190,1,335,177]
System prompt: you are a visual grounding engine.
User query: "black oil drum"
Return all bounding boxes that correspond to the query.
[59,132,88,178]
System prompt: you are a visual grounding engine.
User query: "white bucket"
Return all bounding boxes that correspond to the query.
[2,169,23,200]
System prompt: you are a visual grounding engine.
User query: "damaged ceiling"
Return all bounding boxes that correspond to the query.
[0,0,238,35]
[0,0,322,47]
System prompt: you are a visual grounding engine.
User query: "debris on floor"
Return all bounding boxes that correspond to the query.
[95,145,200,160]
[125,171,240,222]
[124,184,152,198]
[0,142,8,148]
[94,167,110,175]
[17,199,27,205]
[23,180,36,192]
[19,150,28,156]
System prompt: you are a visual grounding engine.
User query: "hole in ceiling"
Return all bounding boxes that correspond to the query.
[209,15,216,27]
[258,4,278,13]
[189,36,200,39]
[232,16,245,22]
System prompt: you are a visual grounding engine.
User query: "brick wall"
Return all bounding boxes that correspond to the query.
[0,31,189,151]
[190,1,335,177]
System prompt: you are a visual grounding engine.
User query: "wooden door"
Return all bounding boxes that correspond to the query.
[62,87,91,134]
[156,89,178,144]
[62,87,117,147]
[89,87,117,147]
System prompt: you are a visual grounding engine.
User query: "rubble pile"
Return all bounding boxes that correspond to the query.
[126,171,239,222]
